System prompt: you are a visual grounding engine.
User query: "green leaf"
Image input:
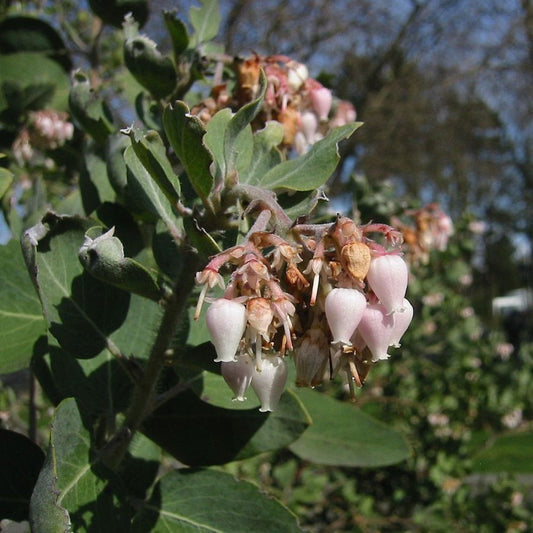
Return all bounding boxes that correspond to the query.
[132,468,302,532]
[163,11,189,59]
[0,429,45,521]
[152,221,184,280]
[134,91,162,130]
[0,166,13,200]
[142,387,310,466]
[223,69,267,180]
[105,133,130,196]
[30,398,130,532]
[33,289,162,418]
[0,15,72,71]
[203,107,232,181]
[124,30,176,99]
[79,141,116,215]
[281,189,328,220]
[69,71,114,144]
[128,128,181,204]
[21,213,162,363]
[472,432,533,473]
[124,144,183,239]
[259,122,362,191]
[289,388,411,467]
[189,0,221,46]
[0,52,70,114]
[240,121,284,185]
[0,240,46,374]
[163,101,214,202]
[121,433,161,500]
[79,227,161,301]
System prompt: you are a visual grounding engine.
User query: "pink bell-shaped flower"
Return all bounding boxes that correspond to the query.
[206,298,247,362]
[357,302,395,362]
[310,86,332,121]
[366,254,409,314]
[325,288,367,344]
[251,355,288,412]
[389,298,414,347]
[221,353,254,401]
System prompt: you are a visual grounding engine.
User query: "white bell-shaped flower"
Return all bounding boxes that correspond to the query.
[251,355,288,412]
[206,298,247,362]
[325,288,367,344]
[221,353,254,401]
[366,254,409,315]
[357,302,395,362]
[389,298,414,347]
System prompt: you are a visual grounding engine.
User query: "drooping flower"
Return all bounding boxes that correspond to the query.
[366,254,409,314]
[325,288,367,344]
[357,302,395,362]
[309,85,332,121]
[389,299,414,347]
[206,298,247,362]
[251,355,288,412]
[221,353,254,401]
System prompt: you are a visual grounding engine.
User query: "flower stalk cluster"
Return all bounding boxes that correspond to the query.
[195,212,414,410]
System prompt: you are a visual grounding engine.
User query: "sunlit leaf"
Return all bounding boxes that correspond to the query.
[290,388,411,467]
[162,101,213,203]
[132,468,302,532]
[0,240,46,373]
[189,0,220,46]
[259,122,362,191]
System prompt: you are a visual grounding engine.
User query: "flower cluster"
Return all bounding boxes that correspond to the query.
[191,53,356,154]
[392,203,454,265]
[12,109,74,166]
[195,213,413,411]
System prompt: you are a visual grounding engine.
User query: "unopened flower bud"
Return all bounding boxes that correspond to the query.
[251,355,288,412]
[221,353,254,401]
[206,299,247,362]
[357,302,394,362]
[389,299,414,347]
[366,254,409,314]
[325,288,367,344]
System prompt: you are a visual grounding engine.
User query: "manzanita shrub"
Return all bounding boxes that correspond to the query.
[0,1,417,531]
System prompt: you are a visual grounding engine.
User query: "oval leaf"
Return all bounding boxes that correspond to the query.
[259,122,362,191]
[132,468,302,532]
[472,432,533,473]
[290,388,411,467]
[0,240,46,373]
[162,101,214,202]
